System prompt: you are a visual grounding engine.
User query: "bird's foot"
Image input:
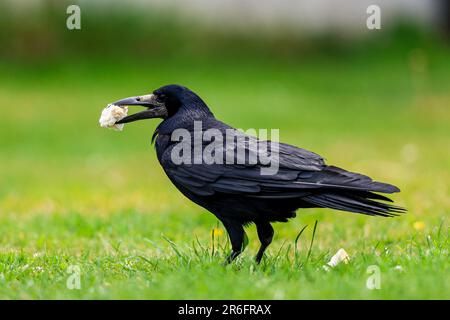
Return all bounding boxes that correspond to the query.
[222,251,241,265]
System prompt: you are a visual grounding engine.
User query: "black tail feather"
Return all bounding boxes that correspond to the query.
[304,191,406,217]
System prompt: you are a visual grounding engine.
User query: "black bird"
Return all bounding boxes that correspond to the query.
[111,84,405,264]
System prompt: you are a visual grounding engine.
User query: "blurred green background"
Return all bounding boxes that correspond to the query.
[0,0,448,299]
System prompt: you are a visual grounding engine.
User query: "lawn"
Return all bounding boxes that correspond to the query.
[0,48,449,299]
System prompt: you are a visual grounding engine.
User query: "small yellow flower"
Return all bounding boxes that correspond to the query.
[210,227,224,237]
[413,221,426,231]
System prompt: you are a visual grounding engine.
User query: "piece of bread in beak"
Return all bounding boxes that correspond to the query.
[99,104,128,131]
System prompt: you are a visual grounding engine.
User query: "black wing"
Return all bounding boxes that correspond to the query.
[158,122,405,217]
[161,129,399,195]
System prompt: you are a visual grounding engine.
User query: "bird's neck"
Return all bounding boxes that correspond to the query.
[156,106,214,135]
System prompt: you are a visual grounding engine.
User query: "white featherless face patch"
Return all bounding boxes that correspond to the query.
[99,104,128,131]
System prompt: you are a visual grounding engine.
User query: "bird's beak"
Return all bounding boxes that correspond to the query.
[111,94,168,124]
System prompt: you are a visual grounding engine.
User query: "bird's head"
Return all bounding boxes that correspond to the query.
[112,84,212,125]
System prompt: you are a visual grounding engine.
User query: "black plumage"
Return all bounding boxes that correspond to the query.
[112,84,405,264]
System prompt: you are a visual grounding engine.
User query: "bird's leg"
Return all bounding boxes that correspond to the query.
[222,221,246,264]
[255,222,274,264]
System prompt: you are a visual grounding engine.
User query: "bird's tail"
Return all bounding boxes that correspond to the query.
[303,191,406,217]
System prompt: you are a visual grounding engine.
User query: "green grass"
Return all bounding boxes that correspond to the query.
[0,47,449,299]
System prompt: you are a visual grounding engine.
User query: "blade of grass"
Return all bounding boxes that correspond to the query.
[304,220,318,266]
[161,234,187,263]
[294,225,308,266]
[211,227,215,258]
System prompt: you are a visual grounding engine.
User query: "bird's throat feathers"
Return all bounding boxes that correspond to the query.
[156,95,214,136]
[152,91,214,143]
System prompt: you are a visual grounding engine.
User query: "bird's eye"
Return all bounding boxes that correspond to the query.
[158,94,166,101]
